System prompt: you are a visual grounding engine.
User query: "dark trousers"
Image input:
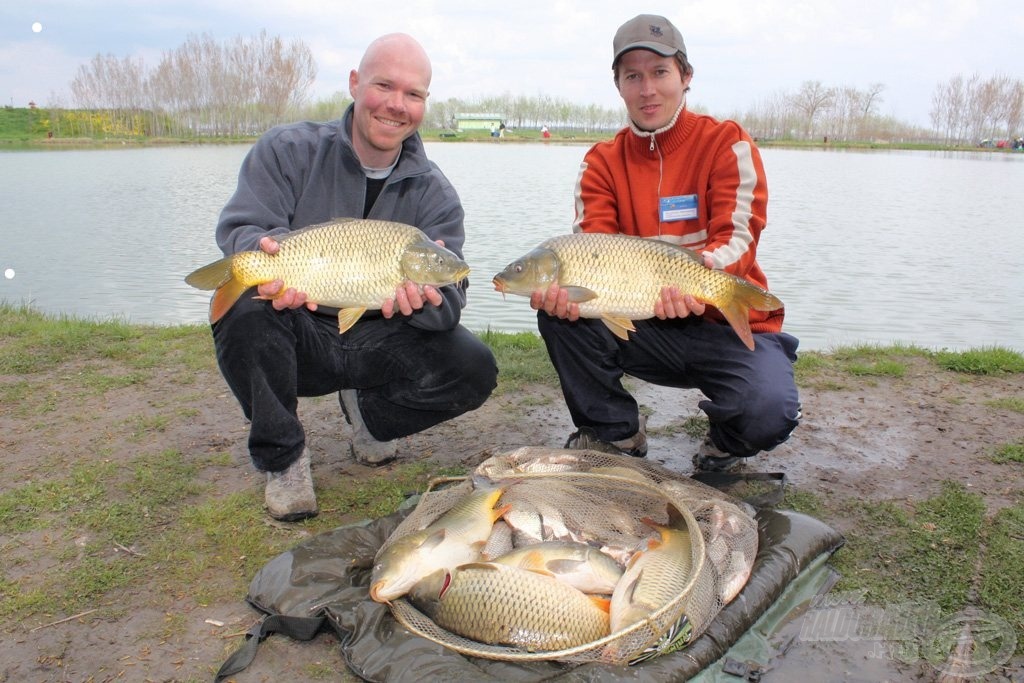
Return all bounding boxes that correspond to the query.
[212,290,498,472]
[536,313,801,458]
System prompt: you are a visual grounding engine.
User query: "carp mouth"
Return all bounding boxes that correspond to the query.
[369,581,390,604]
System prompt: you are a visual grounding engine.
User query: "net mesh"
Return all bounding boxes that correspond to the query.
[382,447,758,664]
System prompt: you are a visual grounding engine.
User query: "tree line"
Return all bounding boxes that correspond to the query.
[44,32,1022,146]
[930,73,1024,146]
[53,31,315,138]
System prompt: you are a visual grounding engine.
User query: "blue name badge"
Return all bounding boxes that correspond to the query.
[659,194,698,222]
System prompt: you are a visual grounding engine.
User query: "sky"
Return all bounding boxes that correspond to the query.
[1,0,1018,128]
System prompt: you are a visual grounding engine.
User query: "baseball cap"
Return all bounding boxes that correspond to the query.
[612,14,686,67]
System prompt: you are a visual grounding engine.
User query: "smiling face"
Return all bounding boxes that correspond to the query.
[615,49,692,132]
[348,33,432,168]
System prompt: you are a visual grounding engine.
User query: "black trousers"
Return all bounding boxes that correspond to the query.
[212,290,497,472]
[536,313,801,458]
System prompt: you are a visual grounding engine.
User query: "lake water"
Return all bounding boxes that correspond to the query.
[2,142,1022,352]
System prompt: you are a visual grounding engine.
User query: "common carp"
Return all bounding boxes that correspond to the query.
[185,218,469,332]
[491,232,782,350]
[490,540,624,594]
[407,562,610,651]
[609,506,695,633]
[369,486,509,603]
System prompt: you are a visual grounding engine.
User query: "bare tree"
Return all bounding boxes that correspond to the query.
[788,80,836,140]
[250,30,316,128]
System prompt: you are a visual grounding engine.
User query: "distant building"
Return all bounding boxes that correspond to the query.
[453,113,504,132]
[28,101,37,109]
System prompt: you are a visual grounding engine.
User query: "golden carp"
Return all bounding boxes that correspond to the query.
[491,232,782,350]
[490,540,624,594]
[185,218,470,332]
[407,562,610,651]
[609,506,695,633]
[369,486,509,603]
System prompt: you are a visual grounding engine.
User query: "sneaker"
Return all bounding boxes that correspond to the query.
[564,416,648,458]
[264,448,318,521]
[339,389,398,466]
[692,437,742,473]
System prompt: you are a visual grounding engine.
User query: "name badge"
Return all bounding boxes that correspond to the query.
[659,194,698,222]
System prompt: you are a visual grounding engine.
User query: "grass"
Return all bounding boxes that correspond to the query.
[992,440,1024,464]
[785,483,1023,654]
[0,304,1022,661]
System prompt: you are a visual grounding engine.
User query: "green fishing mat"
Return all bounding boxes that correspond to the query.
[215,489,844,682]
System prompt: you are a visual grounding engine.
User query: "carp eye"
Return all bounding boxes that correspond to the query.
[514,263,524,273]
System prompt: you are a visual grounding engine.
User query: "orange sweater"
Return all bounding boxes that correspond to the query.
[573,108,784,333]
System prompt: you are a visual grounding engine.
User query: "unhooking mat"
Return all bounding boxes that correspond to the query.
[215,485,844,681]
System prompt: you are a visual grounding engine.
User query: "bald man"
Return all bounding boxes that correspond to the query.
[210,33,496,521]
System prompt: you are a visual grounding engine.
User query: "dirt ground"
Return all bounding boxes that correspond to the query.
[2,354,1023,682]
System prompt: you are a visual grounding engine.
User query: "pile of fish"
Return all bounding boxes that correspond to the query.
[370,449,758,663]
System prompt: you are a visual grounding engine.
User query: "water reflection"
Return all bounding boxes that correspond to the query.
[1,143,1022,352]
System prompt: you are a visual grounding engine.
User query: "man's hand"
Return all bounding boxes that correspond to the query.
[255,236,318,312]
[530,282,580,321]
[382,282,443,318]
[654,252,714,319]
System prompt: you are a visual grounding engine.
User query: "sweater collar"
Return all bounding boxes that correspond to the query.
[627,101,695,156]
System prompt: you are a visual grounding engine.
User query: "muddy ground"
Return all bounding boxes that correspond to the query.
[2,354,1023,682]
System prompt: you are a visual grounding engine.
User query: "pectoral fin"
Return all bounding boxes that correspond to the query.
[337,307,366,334]
[562,286,599,303]
[601,315,636,340]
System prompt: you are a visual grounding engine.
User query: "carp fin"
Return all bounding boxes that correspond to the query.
[420,528,449,551]
[337,307,366,334]
[515,550,558,576]
[590,595,611,613]
[601,315,636,341]
[208,278,248,323]
[561,286,599,303]
[711,299,756,350]
[545,558,585,574]
[184,256,234,291]
[714,279,783,351]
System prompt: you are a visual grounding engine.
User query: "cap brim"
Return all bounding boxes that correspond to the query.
[613,42,678,62]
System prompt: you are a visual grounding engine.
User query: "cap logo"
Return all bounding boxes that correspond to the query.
[649,25,663,37]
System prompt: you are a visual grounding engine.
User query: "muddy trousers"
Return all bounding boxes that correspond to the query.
[212,291,497,472]
[536,313,801,458]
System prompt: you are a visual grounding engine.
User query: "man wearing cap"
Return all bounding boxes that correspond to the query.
[530,14,801,472]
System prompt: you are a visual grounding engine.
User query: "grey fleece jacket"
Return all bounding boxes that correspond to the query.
[215,104,467,331]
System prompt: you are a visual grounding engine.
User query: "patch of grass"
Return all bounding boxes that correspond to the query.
[793,348,910,388]
[0,451,207,617]
[781,487,826,518]
[679,415,710,439]
[977,502,1024,646]
[792,351,839,384]
[991,440,1024,464]
[0,304,217,390]
[933,346,1024,375]
[478,329,558,391]
[826,482,985,611]
[986,396,1024,414]
[648,414,709,439]
[846,359,906,377]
